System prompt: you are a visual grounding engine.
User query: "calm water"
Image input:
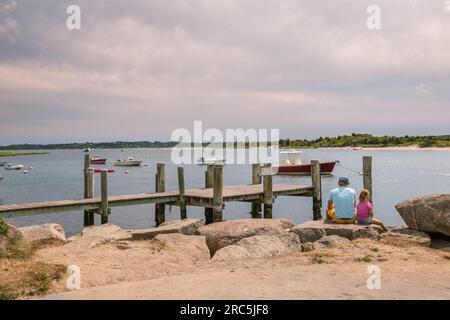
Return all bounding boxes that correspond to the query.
[1,148,449,236]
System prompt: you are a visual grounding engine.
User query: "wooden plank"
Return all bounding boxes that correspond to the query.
[178,166,187,219]
[363,156,373,202]
[155,163,166,226]
[85,168,95,226]
[212,165,224,223]
[251,163,262,218]
[204,164,214,224]
[263,163,273,218]
[311,160,322,220]
[83,154,91,226]
[100,170,109,224]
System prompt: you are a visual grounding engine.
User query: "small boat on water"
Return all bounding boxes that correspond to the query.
[90,156,107,165]
[274,150,337,175]
[0,161,6,166]
[83,148,91,152]
[5,164,24,170]
[197,157,226,165]
[113,157,142,167]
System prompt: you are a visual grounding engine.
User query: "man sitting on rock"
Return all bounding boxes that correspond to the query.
[326,177,356,224]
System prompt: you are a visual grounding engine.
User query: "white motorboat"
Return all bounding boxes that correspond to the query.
[113,157,142,167]
[5,164,24,170]
[197,157,226,165]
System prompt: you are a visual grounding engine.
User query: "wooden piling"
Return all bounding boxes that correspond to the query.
[263,163,273,219]
[100,169,109,224]
[251,163,262,218]
[204,164,214,224]
[212,165,224,223]
[311,160,322,220]
[84,168,95,226]
[177,166,187,220]
[155,163,166,226]
[363,156,373,202]
[83,154,91,227]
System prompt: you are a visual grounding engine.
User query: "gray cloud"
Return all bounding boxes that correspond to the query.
[0,0,449,144]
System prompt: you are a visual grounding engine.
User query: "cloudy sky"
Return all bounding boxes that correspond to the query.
[0,0,449,144]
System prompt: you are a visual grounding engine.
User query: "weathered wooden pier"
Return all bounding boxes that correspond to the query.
[0,155,373,227]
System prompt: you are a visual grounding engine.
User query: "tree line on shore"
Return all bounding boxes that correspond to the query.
[0,134,449,150]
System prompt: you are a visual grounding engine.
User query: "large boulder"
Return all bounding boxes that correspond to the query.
[151,233,210,261]
[66,224,133,250]
[0,223,33,259]
[196,218,294,255]
[396,194,450,236]
[212,233,302,261]
[290,220,383,242]
[128,219,204,240]
[18,223,66,246]
[381,226,431,247]
[313,235,351,249]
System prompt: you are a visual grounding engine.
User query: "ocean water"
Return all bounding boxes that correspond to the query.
[1,148,449,236]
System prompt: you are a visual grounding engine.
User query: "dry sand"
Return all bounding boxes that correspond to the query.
[38,237,450,300]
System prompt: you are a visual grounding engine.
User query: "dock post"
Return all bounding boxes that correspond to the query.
[177,166,187,220]
[311,160,322,220]
[83,154,91,227]
[85,168,95,226]
[212,165,224,223]
[100,169,109,224]
[263,163,273,219]
[363,156,373,202]
[155,163,166,227]
[204,164,214,224]
[251,163,262,218]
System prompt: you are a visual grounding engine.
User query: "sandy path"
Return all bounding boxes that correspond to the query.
[41,239,450,300]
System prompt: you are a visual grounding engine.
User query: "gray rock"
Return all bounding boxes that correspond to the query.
[291,220,383,242]
[431,238,450,252]
[290,223,326,243]
[352,227,380,240]
[18,223,66,245]
[381,227,431,247]
[0,224,32,258]
[313,235,351,249]
[151,233,210,261]
[302,242,315,252]
[395,193,450,236]
[212,233,302,261]
[197,218,294,255]
[129,219,204,240]
[69,224,133,249]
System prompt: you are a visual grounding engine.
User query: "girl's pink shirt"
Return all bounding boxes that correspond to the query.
[356,200,373,220]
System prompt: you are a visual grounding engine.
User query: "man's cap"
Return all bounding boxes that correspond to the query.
[338,177,350,185]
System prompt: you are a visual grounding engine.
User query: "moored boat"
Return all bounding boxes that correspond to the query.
[5,164,24,170]
[90,156,107,165]
[197,157,226,165]
[274,150,337,175]
[113,157,142,167]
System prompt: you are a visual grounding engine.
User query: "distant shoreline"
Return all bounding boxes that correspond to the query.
[0,152,50,157]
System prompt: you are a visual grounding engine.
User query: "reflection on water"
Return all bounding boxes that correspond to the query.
[1,148,449,236]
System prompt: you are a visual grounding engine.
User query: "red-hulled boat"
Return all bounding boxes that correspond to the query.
[274,151,337,175]
[90,156,107,165]
[93,169,115,173]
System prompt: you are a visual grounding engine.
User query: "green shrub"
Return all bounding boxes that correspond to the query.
[0,218,8,236]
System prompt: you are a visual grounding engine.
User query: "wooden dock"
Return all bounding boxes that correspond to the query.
[0,155,326,226]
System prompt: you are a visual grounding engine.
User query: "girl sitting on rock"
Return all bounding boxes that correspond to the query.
[356,189,388,231]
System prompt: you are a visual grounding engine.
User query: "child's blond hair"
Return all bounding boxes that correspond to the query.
[359,189,371,202]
